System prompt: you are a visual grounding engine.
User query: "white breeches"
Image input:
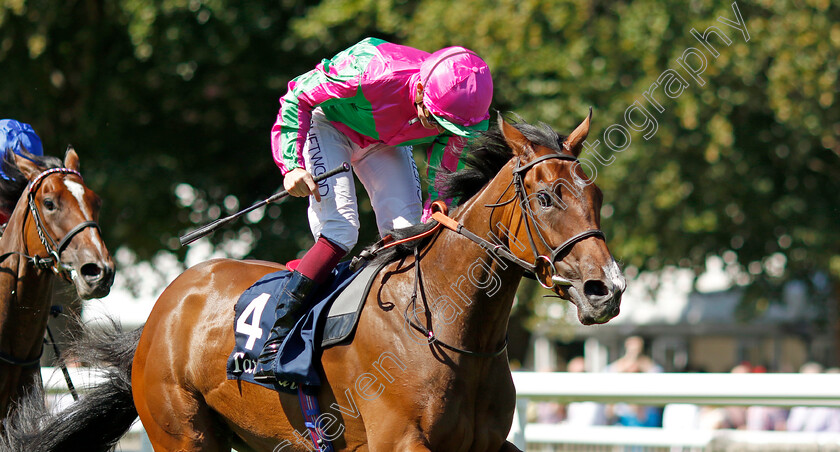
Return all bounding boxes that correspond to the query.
[301,108,423,251]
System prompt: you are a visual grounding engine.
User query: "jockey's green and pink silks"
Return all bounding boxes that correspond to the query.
[270,37,492,206]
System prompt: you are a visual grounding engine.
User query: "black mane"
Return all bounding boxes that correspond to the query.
[366,115,568,265]
[0,149,63,214]
[437,116,568,203]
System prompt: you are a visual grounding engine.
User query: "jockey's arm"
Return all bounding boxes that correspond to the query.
[421,134,468,221]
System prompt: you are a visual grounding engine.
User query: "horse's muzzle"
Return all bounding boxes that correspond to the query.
[578,289,622,325]
[567,260,625,325]
[73,260,116,299]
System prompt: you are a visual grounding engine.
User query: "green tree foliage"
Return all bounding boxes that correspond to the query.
[1,0,837,296]
[0,0,359,267]
[294,0,840,286]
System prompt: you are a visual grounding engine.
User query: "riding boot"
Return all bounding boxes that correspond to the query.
[252,270,316,383]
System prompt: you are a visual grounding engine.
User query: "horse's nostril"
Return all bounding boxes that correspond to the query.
[80,263,102,280]
[583,280,609,298]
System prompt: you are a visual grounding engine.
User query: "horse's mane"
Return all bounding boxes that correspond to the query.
[366,115,568,265]
[0,149,63,215]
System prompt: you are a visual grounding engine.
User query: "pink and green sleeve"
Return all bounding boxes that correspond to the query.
[421,134,469,221]
[270,58,363,174]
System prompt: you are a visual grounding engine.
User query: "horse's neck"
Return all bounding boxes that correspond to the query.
[421,166,523,351]
[0,209,54,359]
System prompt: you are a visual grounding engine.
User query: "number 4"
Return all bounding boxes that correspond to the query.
[236,293,271,350]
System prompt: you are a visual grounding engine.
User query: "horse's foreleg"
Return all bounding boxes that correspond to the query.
[498,440,523,452]
[134,326,232,451]
[135,377,231,452]
[364,428,432,452]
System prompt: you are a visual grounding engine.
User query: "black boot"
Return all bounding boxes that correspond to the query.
[253,271,316,383]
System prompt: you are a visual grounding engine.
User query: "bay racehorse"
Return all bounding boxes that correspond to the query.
[0,149,114,421]
[4,113,624,451]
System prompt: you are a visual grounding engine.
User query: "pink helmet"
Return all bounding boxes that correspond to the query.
[419,46,492,137]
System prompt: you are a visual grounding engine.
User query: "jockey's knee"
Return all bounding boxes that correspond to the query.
[320,225,358,252]
[372,198,423,234]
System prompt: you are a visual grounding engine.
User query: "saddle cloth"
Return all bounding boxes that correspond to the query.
[225,260,384,392]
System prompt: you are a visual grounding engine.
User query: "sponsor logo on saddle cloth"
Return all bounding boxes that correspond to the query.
[226,261,370,393]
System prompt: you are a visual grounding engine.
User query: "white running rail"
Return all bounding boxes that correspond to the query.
[507,372,840,450]
[41,369,840,450]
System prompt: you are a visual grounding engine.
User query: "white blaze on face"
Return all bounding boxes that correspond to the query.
[64,180,91,219]
[63,179,104,254]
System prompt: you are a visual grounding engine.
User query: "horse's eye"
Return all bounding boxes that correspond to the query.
[536,191,553,208]
[43,199,56,211]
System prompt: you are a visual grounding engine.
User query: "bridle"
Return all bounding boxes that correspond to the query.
[0,167,101,279]
[434,151,606,289]
[0,167,100,368]
[395,150,605,357]
[503,152,606,288]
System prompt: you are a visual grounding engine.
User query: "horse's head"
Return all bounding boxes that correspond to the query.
[13,148,115,299]
[498,112,624,325]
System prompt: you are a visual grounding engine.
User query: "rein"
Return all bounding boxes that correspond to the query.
[0,250,59,270]
[353,213,508,357]
[404,246,508,358]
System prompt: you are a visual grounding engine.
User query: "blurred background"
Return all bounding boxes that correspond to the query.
[2,0,839,447]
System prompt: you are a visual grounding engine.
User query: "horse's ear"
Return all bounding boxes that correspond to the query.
[562,107,592,157]
[64,145,80,171]
[13,152,42,181]
[498,113,533,157]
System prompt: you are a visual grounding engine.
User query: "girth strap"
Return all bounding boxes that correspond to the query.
[0,343,44,368]
[297,385,335,452]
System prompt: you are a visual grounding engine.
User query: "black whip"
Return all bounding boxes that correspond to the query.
[179,163,351,246]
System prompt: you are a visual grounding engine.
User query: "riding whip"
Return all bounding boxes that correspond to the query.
[179,163,351,246]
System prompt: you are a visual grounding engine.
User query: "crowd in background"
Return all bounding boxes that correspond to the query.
[532,337,840,433]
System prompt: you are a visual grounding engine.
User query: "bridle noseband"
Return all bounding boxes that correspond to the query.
[425,152,607,291]
[1,167,101,277]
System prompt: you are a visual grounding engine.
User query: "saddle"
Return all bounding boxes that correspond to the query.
[226,260,386,392]
[226,202,452,392]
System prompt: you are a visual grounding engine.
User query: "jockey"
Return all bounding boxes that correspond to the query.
[254,37,493,382]
[0,119,44,223]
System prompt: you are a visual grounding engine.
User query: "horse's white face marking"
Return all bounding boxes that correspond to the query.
[64,180,90,219]
[64,179,103,254]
